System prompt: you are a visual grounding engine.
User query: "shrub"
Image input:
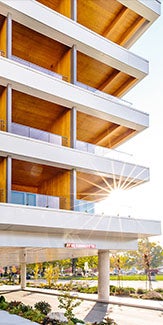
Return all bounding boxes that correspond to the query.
[136,288,147,295]
[0,295,5,303]
[34,301,52,315]
[0,296,8,311]
[58,293,81,321]
[7,300,22,309]
[94,316,118,325]
[23,308,45,323]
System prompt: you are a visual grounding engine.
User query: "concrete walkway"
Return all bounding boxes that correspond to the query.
[0,285,163,324]
[0,310,38,324]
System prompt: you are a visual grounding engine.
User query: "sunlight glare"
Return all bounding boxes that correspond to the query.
[96,188,132,216]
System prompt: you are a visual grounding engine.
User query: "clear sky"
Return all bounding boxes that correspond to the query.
[96,5,163,245]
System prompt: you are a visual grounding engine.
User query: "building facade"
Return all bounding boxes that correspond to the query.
[0,0,161,300]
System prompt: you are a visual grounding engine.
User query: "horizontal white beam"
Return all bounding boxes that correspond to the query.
[0,203,161,238]
[0,57,149,131]
[0,202,161,265]
[0,0,148,79]
[119,0,161,21]
[0,131,149,182]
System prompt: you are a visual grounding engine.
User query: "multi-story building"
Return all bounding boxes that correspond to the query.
[0,0,161,300]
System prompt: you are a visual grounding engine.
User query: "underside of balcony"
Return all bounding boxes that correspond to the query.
[0,202,161,266]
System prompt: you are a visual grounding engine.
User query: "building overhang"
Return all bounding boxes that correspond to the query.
[119,0,161,47]
[0,203,161,265]
[0,203,160,238]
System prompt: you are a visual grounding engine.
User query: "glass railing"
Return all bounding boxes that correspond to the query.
[12,55,63,80]
[75,81,133,107]
[74,199,95,214]
[76,140,133,163]
[11,122,68,146]
[11,190,60,209]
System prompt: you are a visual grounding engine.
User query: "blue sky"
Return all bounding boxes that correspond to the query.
[96,6,163,245]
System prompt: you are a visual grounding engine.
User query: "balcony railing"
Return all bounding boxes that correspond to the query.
[11,190,60,209]
[12,55,63,80]
[75,81,133,107]
[11,122,68,146]
[74,199,95,214]
[76,140,133,163]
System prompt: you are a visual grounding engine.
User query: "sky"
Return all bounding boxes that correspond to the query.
[96,4,163,245]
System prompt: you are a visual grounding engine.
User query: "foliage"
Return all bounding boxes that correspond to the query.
[0,295,8,310]
[58,293,81,320]
[95,317,118,325]
[44,264,59,287]
[34,264,39,280]
[0,297,46,323]
[76,256,98,270]
[127,239,163,270]
[34,301,52,315]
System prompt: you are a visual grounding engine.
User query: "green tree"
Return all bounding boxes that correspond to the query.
[76,256,98,271]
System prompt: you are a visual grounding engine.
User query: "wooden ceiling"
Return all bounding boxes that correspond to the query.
[77,0,146,47]
[12,16,137,98]
[12,160,64,190]
[36,0,70,17]
[12,21,70,73]
[77,52,136,97]
[37,0,146,48]
[0,15,5,30]
[12,91,68,133]
[12,91,135,148]
[0,85,4,95]
[77,111,135,148]
[77,171,138,202]
[11,160,138,202]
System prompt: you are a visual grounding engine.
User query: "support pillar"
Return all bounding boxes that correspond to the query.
[98,250,110,301]
[20,249,27,289]
[70,107,77,210]
[70,168,76,211]
[7,13,12,59]
[6,84,12,132]
[71,45,77,85]
[71,0,77,21]
[6,156,11,203]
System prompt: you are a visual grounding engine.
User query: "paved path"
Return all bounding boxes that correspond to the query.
[0,285,163,324]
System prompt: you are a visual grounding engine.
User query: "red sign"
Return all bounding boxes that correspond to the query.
[65,243,96,249]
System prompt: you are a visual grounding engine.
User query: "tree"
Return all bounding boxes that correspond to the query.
[44,264,59,287]
[76,256,98,271]
[135,240,163,270]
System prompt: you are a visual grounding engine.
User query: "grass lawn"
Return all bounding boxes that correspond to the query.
[59,274,163,281]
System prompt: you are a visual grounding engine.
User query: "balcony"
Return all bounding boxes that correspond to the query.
[12,55,63,81]
[11,123,68,147]
[74,199,95,214]
[11,190,60,209]
[76,140,133,164]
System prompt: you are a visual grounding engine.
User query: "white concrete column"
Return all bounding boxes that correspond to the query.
[7,13,12,58]
[19,249,27,289]
[98,250,110,301]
